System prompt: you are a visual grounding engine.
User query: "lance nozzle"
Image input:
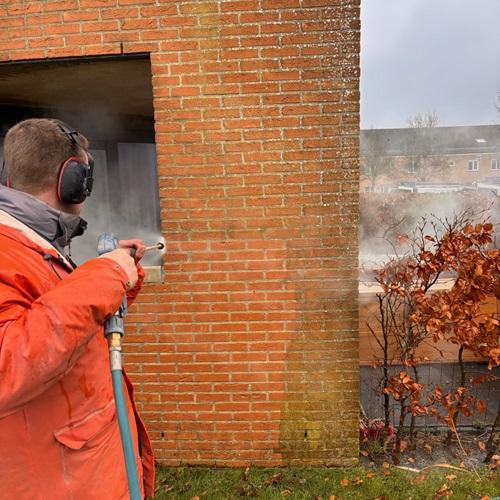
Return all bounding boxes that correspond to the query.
[144,242,165,253]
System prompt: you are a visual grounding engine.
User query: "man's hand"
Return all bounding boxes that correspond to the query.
[118,239,146,263]
[99,248,138,291]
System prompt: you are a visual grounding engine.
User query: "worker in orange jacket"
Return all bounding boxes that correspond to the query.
[0,118,154,499]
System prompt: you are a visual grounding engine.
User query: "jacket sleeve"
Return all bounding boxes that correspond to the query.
[0,257,129,418]
[126,263,145,308]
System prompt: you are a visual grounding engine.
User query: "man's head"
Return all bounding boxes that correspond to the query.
[2,118,92,214]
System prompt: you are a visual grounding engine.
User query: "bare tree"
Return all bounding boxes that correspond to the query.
[407,111,440,129]
[405,111,448,182]
[361,130,394,192]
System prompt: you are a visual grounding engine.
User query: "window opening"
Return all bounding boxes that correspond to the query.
[0,55,161,267]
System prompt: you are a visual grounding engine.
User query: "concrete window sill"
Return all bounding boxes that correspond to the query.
[143,266,163,284]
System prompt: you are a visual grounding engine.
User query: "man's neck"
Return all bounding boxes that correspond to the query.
[32,190,81,216]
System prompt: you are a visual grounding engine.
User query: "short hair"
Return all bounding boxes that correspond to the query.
[3,118,89,195]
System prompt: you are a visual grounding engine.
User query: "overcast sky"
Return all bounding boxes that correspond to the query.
[361,0,500,130]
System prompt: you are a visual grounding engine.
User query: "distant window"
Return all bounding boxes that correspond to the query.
[408,161,417,173]
[364,186,372,193]
[468,159,479,171]
[492,159,499,170]
[448,160,456,167]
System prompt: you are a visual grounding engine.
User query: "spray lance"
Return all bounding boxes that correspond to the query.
[97,233,164,500]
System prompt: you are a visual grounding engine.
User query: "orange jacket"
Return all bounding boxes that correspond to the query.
[0,210,154,499]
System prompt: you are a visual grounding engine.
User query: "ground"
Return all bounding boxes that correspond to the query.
[152,432,500,500]
[153,464,499,499]
[361,431,498,472]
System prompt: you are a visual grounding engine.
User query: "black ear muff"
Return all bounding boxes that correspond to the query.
[57,155,94,204]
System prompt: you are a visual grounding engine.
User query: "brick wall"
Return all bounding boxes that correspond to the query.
[0,0,360,466]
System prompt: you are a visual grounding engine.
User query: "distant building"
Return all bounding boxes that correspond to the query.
[361,125,500,193]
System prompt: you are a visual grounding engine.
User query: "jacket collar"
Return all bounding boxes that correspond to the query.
[0,185,87,258]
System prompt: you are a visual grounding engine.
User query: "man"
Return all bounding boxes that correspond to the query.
[0,118,154,499]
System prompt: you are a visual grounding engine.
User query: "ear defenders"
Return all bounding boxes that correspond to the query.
[54,120,94,204]
[57,153,94,204]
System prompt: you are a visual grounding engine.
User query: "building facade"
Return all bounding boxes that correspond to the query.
[0,1,361,466]
[361,125,500,194]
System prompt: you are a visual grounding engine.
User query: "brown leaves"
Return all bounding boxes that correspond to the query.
[487,454,500,471]
[262,472,282,487]
[339,478,349,487]
[410,474,426,485]
[375,211,500,372]
[384,372,428,417]
[434,483,453,498]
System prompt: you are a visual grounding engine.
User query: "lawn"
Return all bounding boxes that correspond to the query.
[153,464,499,499]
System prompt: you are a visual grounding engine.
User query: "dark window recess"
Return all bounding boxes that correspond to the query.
[0,55,161,266]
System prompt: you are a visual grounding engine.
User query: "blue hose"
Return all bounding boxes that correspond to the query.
[111,369,141,500]
[98,233,142,499]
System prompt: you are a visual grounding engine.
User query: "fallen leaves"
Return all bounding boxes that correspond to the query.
[487,454,500,471]
[434,483,453,498]
[410,474,426,486]
[263,473,282,486]
[339,478,349,487]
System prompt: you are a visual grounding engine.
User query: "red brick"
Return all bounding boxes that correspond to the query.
[7,3,42,15]
[44,23,80,35]
[43,0,79,12]
[101,7,139,19]
[28,36,65,48]
[262,0,300,7]
[221,0,259,12]
[26,13,62,25]
[79,0,116,6]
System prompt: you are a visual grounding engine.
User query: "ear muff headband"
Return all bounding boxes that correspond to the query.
[54,120,95,204]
